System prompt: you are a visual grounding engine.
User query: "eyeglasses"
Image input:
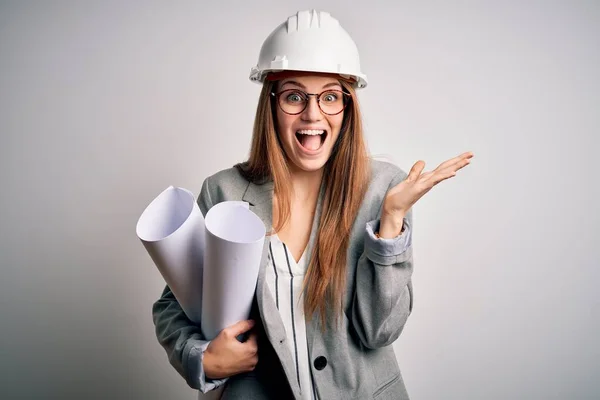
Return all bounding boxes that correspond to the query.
[271,89,351,116]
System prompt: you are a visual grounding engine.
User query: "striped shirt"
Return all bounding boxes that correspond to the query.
[265,233,318,400]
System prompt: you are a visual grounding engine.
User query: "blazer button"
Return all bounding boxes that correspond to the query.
[314,356,327,371]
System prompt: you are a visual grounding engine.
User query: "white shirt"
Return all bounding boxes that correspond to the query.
[265,233,318,400]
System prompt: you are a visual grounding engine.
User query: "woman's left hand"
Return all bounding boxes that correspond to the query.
[378,151,474,238]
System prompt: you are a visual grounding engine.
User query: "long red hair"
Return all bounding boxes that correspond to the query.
[236,78,370,328]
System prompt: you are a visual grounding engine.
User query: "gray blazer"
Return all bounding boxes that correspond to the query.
[152,159,414,400]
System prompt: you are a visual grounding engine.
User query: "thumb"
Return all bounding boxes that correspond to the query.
[406,160,425,183]
[225,319,256,337]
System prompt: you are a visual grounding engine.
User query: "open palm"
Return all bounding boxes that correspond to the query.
[383,151,474,216]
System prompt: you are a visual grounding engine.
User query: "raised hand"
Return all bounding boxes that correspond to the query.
[378,152,474,238]
[203,319,259,379]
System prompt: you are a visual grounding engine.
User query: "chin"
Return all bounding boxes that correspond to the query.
[290,156,329,173]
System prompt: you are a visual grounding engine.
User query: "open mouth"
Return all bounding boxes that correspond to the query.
[295,129,327,152]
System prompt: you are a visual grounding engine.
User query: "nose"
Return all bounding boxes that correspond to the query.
[301,95,323,121]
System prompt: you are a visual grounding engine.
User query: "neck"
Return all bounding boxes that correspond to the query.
[288,164,324,202]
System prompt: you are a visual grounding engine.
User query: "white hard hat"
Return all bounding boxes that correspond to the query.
[249,10,368,89]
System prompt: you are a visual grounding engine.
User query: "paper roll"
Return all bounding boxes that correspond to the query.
[201,201,266,339]
[136,186,205,323]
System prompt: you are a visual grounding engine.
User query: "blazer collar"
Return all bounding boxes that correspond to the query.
[243,177,272,205]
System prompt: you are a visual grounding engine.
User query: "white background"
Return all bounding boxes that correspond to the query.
[1,1,598,399]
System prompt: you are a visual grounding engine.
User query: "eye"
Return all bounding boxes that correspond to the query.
[285,91,305,103]
[321,91,339,103]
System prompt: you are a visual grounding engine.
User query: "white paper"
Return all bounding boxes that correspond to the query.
[136,186,205,323]
[137,188,265,400]
[201,201,266,340]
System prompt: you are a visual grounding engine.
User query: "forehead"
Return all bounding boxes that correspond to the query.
[277,73,342,90]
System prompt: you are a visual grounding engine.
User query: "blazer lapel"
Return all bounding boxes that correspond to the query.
[304,181,326,353]
[242,181,302,399]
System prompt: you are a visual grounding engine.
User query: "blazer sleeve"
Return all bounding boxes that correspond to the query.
[350,171,414,349]
[151,176,228,392]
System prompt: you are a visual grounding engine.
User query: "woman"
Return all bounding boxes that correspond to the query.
[152,10,472,400]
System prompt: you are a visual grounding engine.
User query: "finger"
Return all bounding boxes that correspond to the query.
[436,157,471,176]
[436,153,467,170]
[245,332,259,353]
[434,151,473,172]
[246,331,258,344]
[225,319,256,338]
[427,171,456,186]
[430,159,470,185]
[246,355,259,372]
[406,160,425,183]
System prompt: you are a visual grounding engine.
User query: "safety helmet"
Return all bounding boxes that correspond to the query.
[249,10,368,89]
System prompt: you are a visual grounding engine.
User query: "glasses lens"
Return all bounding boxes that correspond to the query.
[318,90,345,115]
[279,90,307,114]
[277,89,349,115]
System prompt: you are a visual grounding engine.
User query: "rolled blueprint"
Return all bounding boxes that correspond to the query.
[201,201,265,340]
[136,186,206,324]
[136,187,266,342]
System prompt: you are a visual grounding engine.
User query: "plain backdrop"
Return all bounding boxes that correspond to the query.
[1,1,598,399]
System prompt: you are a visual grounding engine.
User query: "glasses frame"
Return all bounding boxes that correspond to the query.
[270,88,352,116]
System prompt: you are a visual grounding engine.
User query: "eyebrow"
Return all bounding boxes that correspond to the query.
[280,80,342,90]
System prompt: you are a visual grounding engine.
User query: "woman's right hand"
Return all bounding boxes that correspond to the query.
[203,319,259,379]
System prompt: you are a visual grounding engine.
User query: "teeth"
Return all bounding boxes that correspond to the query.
[296,129,324,135]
